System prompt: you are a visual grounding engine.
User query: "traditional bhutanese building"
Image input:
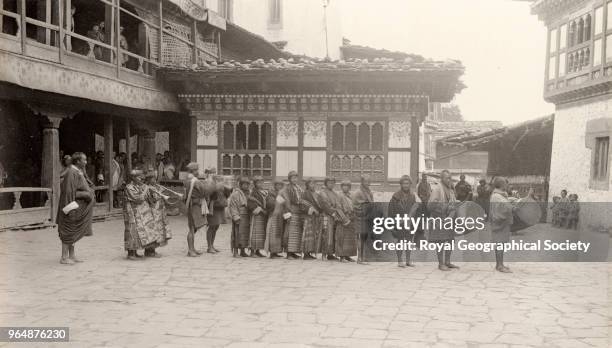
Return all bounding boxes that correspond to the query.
[0,0,283,229]
[159,56,465,199]
[531,0,612,228]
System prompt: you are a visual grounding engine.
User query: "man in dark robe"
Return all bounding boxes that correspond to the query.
[476,179,491,215]
[183,162,207,257]
[351,175,376,265]
[265,180,286,258]
[417,173,431,205]
[229,176,251,257]
[337,180,357,262]
[285,170,304,260]
[206,175,231,253]
[57,152,94,264]
[454,174,472,202]
[247,176,268,257]
[388,175,421,267]
[428,170,459,271]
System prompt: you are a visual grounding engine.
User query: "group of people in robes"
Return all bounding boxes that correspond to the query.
[57,155,531,274]
[225,170,363,262]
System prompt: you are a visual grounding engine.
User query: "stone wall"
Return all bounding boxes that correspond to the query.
[550,94,612,229]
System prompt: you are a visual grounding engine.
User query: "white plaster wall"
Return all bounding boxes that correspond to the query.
[550,95,612,227]
[232,0,343,60]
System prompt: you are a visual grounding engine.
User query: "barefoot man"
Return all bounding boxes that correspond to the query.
[57,152,94,264]
[184,162,207,257]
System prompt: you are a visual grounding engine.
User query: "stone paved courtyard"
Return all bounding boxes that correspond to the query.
[0,218,610,348]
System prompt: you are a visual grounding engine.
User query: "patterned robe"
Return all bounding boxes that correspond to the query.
[285,183,304,253]
[336,192,357,257]
[300,189,322,253]
[229,188,250,249]
[247,189,269,250]
[318,187,340,255]
[123,183,162,251]
[265,188,287,254]
[147,186,171,248]
[427,182,457,241]
[57,166,94,244]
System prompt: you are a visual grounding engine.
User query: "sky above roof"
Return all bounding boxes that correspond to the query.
[338,0,554,124]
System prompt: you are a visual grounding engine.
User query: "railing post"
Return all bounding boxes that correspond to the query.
[12,192,22,210]
[410,114,420,183]
[158,0,163,66]
[41,116,63,222]
[191,19,198,65]
[116,0,121,78]
[19,0,26,54]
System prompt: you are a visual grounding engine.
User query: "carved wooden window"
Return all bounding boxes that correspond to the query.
[221,120,273,177]
[328,121,385,181]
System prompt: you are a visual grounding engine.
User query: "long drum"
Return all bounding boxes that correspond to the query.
[454,201,486,235]
[513,196,542,227]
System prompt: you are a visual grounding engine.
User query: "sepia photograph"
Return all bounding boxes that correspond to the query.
[0,0,610,347]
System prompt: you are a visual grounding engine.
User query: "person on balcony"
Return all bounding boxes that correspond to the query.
[57,152,94,265]
[86,23,103,60]
[119,26,129,67]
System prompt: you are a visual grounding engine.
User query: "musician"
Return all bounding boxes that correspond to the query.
[284,171,304,260]
[351,175,376,265]
[300,179,321,260]
[228,177,251,257]
[337,180,357,262]
[428,170,459,271]
[489,176,516,273]
[144,171,174,258]
[454,174,472,202]
[123,170,163,260]
[388,175,421,268]
[183,162,207,257]
[207,175,231,253]
[318,177,340,261]
[265,180,286,258]
[247,176,268,257]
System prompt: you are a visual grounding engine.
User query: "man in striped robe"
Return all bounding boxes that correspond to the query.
[285,170,304,260]
[351,176,375,265]
[300,179,321,260]
[229,176,251,257]
[247,176,268,257]
[318,177,340,261]
[337,179,357,262]
[265,180,286,258]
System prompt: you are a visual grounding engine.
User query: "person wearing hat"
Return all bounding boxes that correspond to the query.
[489,176,516,273]
[206,175,231,254]
[143,170,174,258]
[184,162,208,257]
[336,179,357,262]
[476,178,491,216]
[388,175,421,267]
[265,180,286,258]
[228,176,251,257]
[247,176,268,257]
[351,175,376,265]
[318,176,341,261]
[300,178,321,260]
[428,169,459,271]
[284,170,304,259]
[123,169,163,260]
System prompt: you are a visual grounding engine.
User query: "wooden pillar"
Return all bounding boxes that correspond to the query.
[190,114,197,162]
[139,129,157,171]
[410,116,420,183]
[125,119,132,175]
[41,116,62,223]
[104,116,114,211]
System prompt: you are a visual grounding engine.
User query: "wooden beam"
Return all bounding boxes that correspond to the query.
[104,116,114,212]
[410,116,420,182]
[190,114,197,162]
[125,118,132,175]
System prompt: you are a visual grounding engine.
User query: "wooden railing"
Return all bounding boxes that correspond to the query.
[0,187,53,230]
